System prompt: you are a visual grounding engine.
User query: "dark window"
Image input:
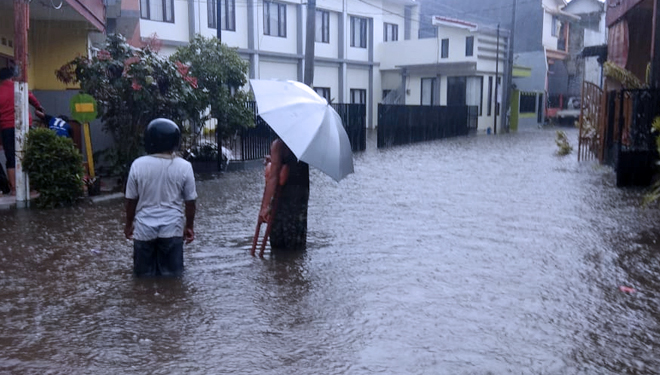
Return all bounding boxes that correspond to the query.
[487,76,493,116]
[551,16,560,37]
[537,93,544,123]
[314,87,331,102]
[384,22,398,42]
[519,92,537,114]
[316,10,330,43]
[350,89,366,104]
[264,1,286,37]
[465,36,474,56]
[447,76,467,106]
[141,0,174,22]
[382,89,391,100]
[478,76,484,116]
[351,16,368,48]
[208,0,235,30]
[421,77,436,105]
[441,38,449,58]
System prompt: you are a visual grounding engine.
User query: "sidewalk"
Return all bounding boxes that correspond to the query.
[0,177,124,210]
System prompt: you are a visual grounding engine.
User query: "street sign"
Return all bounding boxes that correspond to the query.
[69,93,98,123]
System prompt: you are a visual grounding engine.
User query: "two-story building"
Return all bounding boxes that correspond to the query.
[112,0,420,129]
[379,16,508,133]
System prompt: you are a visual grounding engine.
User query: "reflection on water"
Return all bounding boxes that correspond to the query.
[2,128,660,373]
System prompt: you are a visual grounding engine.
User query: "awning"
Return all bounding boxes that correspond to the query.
[544,6,581,22]
[580,44,608,64]
[64,0,105,32]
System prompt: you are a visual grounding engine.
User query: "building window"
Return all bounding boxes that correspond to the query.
[351,16,368,48]
[519,92,537,114]
[441,38,449,58]
[264,1,286,37]
[495,76,502,115]
[551,16,561,37]
[382,89,391,100]
[140,0,174,22]
[350,89,366,104]
[465,36,474,57]
[208,0,235,30]
[466,76,482,115]
[384,22,398,42]
[314,87,331,102]
[421,78,436,105]
[316,10,330,43]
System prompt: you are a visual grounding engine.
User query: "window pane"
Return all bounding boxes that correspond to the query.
[351,17,357,46]
[278,4,286,37]
[323,12,329,42]
[228,0,236,30]
[315,11,323,42]
[140,0,148,18]
[208,0,216,28]
[441,38,449,58]
[148,0,163,21]
[421,78,434,105]
[360,19,367,48]
[466,36,474,56]
[164,0,173,22]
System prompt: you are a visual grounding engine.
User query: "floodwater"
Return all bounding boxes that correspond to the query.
[2,128,660,374]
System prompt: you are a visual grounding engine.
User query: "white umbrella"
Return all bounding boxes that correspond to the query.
[249,79,354,182]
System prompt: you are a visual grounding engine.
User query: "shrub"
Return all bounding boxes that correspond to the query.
[23,128,85,208]
[555,130,572,156]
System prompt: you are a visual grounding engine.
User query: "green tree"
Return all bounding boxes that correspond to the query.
[56,34,206,179]
[171,35,254,140]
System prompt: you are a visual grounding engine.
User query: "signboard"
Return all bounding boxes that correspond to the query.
[69,93,98,123]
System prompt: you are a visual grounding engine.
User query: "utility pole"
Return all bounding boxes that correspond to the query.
[504,0,517,132]
[303,0,316,86]
[494,24,500,135]
[216,0,222,42]
[14,0,30,207]
[652,0,660,86]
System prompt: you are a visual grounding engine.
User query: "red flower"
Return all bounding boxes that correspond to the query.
[175,61,189,76]
[97,50,111,61]
[124,56,141,67]
[185,76,198,89]
[131,80,142,91]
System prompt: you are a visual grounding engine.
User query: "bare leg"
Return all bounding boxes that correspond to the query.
[7,168,15,195]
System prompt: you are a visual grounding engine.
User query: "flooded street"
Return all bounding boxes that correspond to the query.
[3,127,660,374]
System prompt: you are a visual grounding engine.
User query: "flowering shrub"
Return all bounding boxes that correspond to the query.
[56,34,206,179]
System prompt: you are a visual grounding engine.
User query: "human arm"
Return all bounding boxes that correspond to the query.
[125,198,137,239]
[28,92,43,112]
[184,200,196,244]
[259,141,284,223]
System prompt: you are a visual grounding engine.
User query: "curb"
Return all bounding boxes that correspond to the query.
[87,192,124,204]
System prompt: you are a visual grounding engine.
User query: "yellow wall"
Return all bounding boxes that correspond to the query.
[29,21,88,90]
[0,16,15,61]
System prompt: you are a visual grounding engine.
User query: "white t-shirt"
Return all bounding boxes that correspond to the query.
[125,154,198,241]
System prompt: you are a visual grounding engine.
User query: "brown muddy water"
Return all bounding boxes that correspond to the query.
[2,128,660,374]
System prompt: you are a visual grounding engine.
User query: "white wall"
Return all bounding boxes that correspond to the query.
[541,11,559,50]
[140,1,190,42]
[259,60,298,80]
[313,64,340,102]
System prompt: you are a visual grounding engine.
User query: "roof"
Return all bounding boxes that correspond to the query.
[431,16,478,32]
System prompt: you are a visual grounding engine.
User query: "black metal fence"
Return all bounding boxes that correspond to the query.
[182,101,366,173]
[603,89,660,186]
[376,104,478,148]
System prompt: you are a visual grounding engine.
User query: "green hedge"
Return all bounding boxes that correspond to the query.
[23,128,84,208]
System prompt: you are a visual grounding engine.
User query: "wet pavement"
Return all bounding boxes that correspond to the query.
[2,127,660,374]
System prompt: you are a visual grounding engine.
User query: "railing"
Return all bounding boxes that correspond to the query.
[602,89,660,186]
[182,102,367,173]
[578,81,603,162]
[376,104,477,148]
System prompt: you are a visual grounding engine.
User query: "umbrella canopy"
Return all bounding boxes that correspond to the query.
[249,79,354,182]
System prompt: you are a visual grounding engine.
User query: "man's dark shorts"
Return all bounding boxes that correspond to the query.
[2,128,15,169]
[133,237,184,277]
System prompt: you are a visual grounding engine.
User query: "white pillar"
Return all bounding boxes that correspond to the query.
[14,81,29,207]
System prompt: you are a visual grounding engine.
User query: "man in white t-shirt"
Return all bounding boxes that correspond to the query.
[124,118,197,277]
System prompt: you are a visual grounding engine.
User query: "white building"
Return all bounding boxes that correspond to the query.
[114,0,420,129]
[379,16,508,132]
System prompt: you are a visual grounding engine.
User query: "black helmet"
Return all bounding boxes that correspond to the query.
[144,118,181,154]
